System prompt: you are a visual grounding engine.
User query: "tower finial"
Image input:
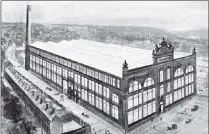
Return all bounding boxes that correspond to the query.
[192,47,196,55]
[163,37,165,41]
[123,60,128,68]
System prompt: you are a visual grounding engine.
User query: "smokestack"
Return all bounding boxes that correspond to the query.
[25,5,31,70]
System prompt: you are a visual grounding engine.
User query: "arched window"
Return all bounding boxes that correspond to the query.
[186,65,194,73]
[144,78,154,87]
[129,81,141,92]
[129,82,133,93]
[138,83,142,89]
[174,68,183,77]
[133,81,138,91]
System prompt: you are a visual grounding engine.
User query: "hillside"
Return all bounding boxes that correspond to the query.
[172,28,208,39]
[1,22,208,58]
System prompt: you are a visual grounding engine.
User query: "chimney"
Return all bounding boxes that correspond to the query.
[25,5,31,70]
[50,108,55,115]
[45,99,52,110]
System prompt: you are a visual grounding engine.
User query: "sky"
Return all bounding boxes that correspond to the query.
[2,1,208,32]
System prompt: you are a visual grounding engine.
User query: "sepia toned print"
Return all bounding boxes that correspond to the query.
[1,1,208,134]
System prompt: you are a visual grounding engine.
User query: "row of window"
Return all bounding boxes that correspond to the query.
[174,88,185,102]
[31,61,120,105]
[74,73,119,103]
[129,78,154,93]
[31,61,63,86]
[80,88,119,119]
[174,73,194,89]
[128,101,156,125]
[129,66,194,94]
[30,53,121,88]
[128,88,156,109]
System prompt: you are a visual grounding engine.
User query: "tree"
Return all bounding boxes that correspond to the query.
[20,118,37,134]
[3,94,22,123]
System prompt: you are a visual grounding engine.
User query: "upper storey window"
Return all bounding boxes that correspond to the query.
[160,70,163,82]
[185,65,194,73]
[174,68,183,77]
[144,78,154,87]
[167,68,170,79]
[129,81,142,93]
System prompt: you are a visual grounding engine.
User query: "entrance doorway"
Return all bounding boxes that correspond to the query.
[63,80,68,95]
[160,101,164,113]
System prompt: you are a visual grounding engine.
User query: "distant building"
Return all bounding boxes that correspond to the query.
[24,4,197,132]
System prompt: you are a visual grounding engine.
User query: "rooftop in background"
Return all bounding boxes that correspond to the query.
[30,39,189,77]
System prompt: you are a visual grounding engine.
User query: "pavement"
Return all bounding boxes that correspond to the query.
[129,95,208,134]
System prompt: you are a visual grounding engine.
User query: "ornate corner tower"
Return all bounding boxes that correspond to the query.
[152,37,174,64]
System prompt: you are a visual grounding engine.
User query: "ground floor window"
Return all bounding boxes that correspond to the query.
[128,106,143,125]
[143,104,147,117]
[57,76,62,86]
[96,96,102,110]
[166,94,172,106]
[52,73,56,83]
[43,68,46,77]
[103,100,110,114]
[81,89,88,101]
[46,69,51,79]
[174,91,178,102]
[160,85,164,96]
[112,105,118,120]
[88,93,94,105]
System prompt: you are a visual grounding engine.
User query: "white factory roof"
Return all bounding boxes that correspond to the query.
[30,39,189,77]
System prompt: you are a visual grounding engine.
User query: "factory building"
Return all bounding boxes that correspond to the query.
[24,4,197,132]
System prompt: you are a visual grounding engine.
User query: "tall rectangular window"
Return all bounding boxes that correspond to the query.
[167,82,171,92]
[152,101,156,113]
[103,87,109,98]
[147,89,152,100]
[148,102,152,115]
[160,85,164,96]
[133,108,139,122]
[112,78,116,87]
[143,90,147,102]
[160,70,164,82]
[128,111,133,125]
[134,94,139,106]
[167,68,170,79]
[139,107,142,119]
[139,92,142,104]
[143,104,147,117]
[112,105,118,120]
[128,96,133,109]
[117,79,120,88]
[112,94,119,104]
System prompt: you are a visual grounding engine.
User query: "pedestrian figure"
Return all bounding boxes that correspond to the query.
[160,117,162,121]
[60,94,64,101]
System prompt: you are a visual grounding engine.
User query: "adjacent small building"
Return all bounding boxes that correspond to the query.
[5,66,91,134]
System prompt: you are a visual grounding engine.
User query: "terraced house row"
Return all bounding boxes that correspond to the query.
[24,5,197,132]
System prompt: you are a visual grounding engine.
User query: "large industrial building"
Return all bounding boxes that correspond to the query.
[9,4,197,132]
